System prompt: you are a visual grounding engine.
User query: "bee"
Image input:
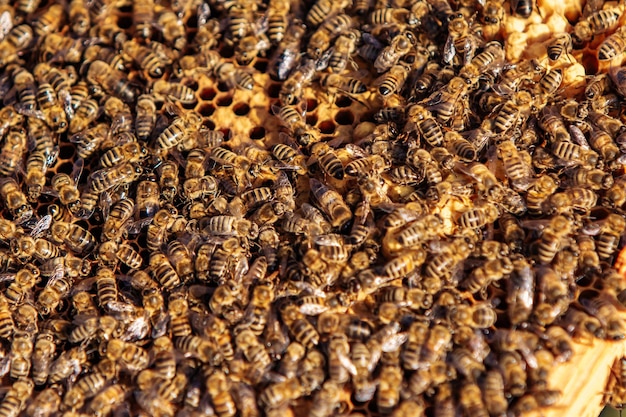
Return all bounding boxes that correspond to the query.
[377,360,403,413]
[375,31,415,73]
[308,14,353,59]
[98,240,143,269]
[544,325,574,361]
[423,238,472,292]
[48,345,88,384]
[133,94,157,142]
[236,31,271,65]
[457,202,499,230]
[102,198,134,241]
[0,24,32,68]
[482,370,508,416]
[368,7,418,29]
[88,384,126,417]
[573,6,622,43]
[405,104,444,147]
[206,371,237,417]
[596,213,626,261]
[378,63,410,97]
[459,382,489,417]
[166,240,194,282]
[546,32,573,62]
[150,252,181,291]
[63,359,117,410]
[5,264,39,306]
[309,178,352,229]
[493,91,533,134]
[586,73,611,100]
[259,378,303,410]
[157,107,204,152]
[0,379,34,417]
[510,0,534,18]
[280,303,320,349]
[51,173,82,219]
[276,105,321,148]
[603,176,626,209]
[152,162,178,204]
[70,123,108,161]
[279,59,317,105]
[309,381,342,417]
[86,60,136,104]
[551,140,598,168]
[266,0,290,44]
[589,126,620,161]
[153,80,196,104]
[329,30,360,73]
[497,140,533,191]
[0,178,32,223]
[0,128,26,177]
[443,13,482,65]
[462,257,514,294]
[536,68,563,96]
[308,142,345,180]
[49,221,96,254]
[306,0,352,26]
[269,20,306,81]
[157,10,186,50]
[122,40,164,78]
[214,61,255,90]
[89,162,143,194]
[481,0,505,27]
[11,235,61,263]
[103,338,149,373]
[68,98,99,134]
[9,330,33,379]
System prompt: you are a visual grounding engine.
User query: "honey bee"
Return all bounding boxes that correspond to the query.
[0,22,30,66]
[0,379,33,417]
[309,178,352,229]
[153,80,196,104]
[405,104,444,147]
[280,303,320,349]
[456,201,499,230]
[308,14,353,59]
[543,325,574,361]
[88,384,126,417]
[259,378,303,411]
[375,31,415,73]
[68,98,99,134]
[462,257,514,294]
[551,140,599,169]
[497,140,533,191]
[0,178,32,223]
[157,107,204,152]
[4,264,39,306]
[103,338,149,373]
[589,125,620,161]
[150,252,182,291]
[213,61,255,90]
[157,10,186,50]
[596,213,626,261]
[122,40,165,78]
[89,162,143,194]
[546,32,573,62]
[443,13,482,65]
[573,6,622,43]
[377,63,410,97]
[306,0,352,26]
[308,142,345,180]
[459,382,489,417]
[49,220,96,254]
[279,59,317,105]
[493,91,533,134]
[505,256,534,325]
[48,345,88,384]
[269,20,306,81]
[206,370,237,417]
[329,29,360,73]
[0,128,26,177]
[377,360,403,413]
[86,60,136,104]
[51,171,82,217]
[101,198,134,242]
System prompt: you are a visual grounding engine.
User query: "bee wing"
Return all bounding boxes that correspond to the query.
[442,35,456,65]
[71,158,85,185]
[14,103,46,121]
[0,11,12,43]
[569,125,591,150]
[0,273,15,283]
[197,2,211,26]
[125,217,154,235]
[381,332,408,352]
[59,89,74,119]
[30,214,52,237]
[337,350,358,376]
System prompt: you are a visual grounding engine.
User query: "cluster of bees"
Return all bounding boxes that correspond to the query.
[0,0,625,416]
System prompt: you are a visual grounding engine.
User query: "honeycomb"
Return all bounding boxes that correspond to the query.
[1,0,626,416]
